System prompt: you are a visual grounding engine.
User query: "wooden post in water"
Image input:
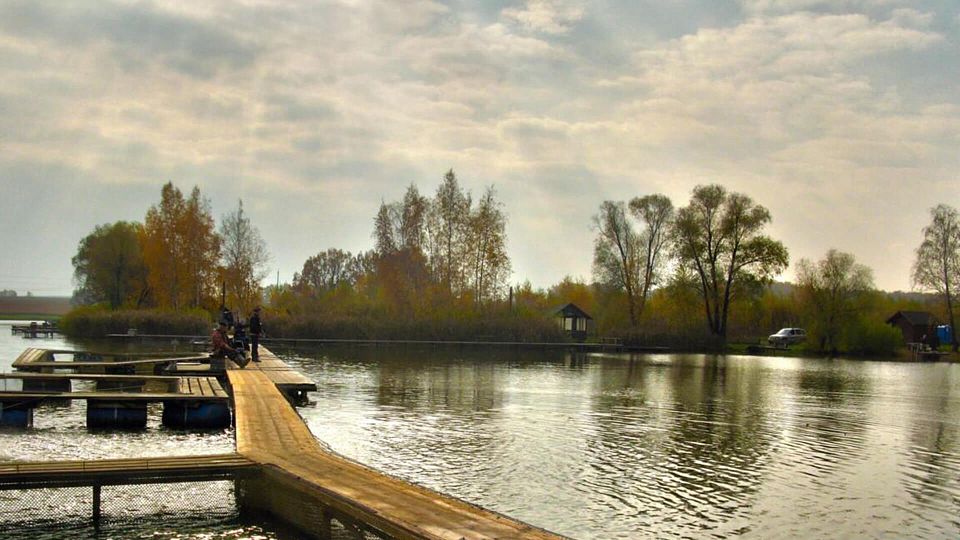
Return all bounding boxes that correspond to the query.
[92,484,102,527]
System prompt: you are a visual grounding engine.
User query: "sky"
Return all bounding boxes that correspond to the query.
[0,0,958,296]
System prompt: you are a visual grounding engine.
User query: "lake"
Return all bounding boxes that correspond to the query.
[2,325,959,538]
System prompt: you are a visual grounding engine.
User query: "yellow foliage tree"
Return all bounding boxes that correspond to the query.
[142,183,221,310]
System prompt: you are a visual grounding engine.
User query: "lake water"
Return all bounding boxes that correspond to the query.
[2,324,959,539]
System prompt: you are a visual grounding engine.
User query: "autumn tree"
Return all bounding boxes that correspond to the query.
[373,184,433,313]
[426,170,471,294]
[467,186,510,307]
[593,201,642,327]
[220,199,270,315]
[673,184,788,338]
[72,221,149,308]
[548,276,595,315]
[796,249,875,353]
[294,248,361,294]
[912,204,960,351]
[142,183,221,310]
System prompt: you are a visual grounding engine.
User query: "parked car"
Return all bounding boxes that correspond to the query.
[768,327,806,346]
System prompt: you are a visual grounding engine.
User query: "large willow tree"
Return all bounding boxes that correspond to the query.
[673,184,788,338]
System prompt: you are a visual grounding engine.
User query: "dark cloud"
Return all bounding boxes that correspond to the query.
[0,0,259,78]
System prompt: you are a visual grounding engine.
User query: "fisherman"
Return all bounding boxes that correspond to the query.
[211,321,248,368]
[249,306,263,362]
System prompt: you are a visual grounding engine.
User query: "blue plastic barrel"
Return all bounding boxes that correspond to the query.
[162,401,231,429]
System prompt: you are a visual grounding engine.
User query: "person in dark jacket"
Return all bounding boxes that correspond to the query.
[249,306,263,362]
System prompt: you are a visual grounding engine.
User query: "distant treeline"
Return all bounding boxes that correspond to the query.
[65,175,960,356]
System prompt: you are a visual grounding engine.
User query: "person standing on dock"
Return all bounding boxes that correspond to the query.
[250,306,263,362]
[219,306,235,330]
[212,321,248,368]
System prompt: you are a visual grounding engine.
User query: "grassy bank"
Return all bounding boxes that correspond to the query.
[0,313,63,321]
[60,307,212,338]
[268,313,567,343]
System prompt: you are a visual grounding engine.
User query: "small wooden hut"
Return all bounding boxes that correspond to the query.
[554,303,592,342]
[886,311,937,344]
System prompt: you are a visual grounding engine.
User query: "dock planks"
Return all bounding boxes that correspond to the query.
[229,347,561,539]
[12,348,210,373]
[0,376,227,402]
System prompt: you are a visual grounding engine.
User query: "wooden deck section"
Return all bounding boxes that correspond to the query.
[0,453,256,490]
[12,348,209,374]
[0,376,227,402]
[247,346,317,396]
[230,347,561,539]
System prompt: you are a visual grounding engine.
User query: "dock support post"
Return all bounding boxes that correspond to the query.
[92,484,102,528]
[320,508,332,539]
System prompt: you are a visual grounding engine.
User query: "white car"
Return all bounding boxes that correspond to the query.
[768,327,806,346]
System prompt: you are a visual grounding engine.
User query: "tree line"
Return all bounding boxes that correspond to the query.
[69,175,960,354]
[591,186,959,353]
[72,182,269,317]
[272,170,525,339]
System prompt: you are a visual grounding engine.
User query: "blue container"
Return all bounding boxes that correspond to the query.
[0,404,33,428]
[162,401,231,429]
[937,325,952,346]
[87,404,148,429]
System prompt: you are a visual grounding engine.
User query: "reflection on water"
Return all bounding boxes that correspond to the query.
[285,346,960,539]
[3,324,960,539]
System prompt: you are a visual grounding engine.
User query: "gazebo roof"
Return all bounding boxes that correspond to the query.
[552,302,593,320]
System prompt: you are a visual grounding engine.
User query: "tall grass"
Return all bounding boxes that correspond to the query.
[267,312,566,342]
[60,306,212,338]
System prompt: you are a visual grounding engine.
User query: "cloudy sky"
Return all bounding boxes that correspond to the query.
[1,0,958,296]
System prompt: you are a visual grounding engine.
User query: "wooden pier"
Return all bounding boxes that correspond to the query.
[0,345,564,539]
[10,323,59,338]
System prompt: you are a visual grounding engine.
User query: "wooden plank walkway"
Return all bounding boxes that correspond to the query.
[230,347,561,539]
[247,346,317,395]
[0,453,256,490]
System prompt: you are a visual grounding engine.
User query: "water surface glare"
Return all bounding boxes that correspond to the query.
[283,346,960,539]
[3,323,960,539]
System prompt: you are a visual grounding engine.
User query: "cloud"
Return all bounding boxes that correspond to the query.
[502,0,585,35]
[0,0,957,293]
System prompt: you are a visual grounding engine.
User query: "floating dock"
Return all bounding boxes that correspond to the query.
[0,371,230,429]
[0,345,563,539]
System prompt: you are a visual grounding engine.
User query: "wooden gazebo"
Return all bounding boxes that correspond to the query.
[554,303,592,342]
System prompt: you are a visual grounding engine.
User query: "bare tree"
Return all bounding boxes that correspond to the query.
[674,184,788,338]
[593,201,642,327]
[220,199,270,315]
[629,194,674,316]
[912,204,960,351]
[796,249,874,353]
